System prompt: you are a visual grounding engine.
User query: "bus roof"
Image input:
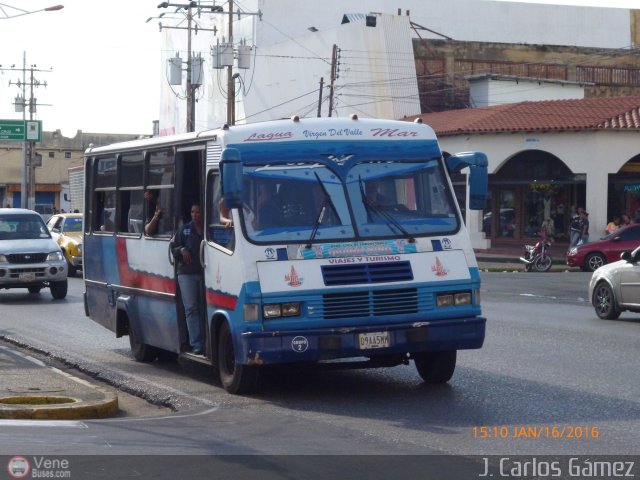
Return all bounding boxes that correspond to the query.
[84,117,438,156]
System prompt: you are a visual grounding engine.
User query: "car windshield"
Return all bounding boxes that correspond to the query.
[0,214,51,240]
[63,217,83,233]
[239,159,459,244]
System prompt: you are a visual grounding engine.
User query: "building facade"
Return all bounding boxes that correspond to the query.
[0,130,144,212]
[411,97,640,249]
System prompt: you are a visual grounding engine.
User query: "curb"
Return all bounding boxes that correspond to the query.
[0,346,119,420]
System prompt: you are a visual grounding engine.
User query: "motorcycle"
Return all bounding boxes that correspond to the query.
[519,231,553,272]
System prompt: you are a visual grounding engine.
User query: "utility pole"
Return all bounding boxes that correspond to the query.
[6,53,50,209]
[328,45,339,117]
[226,0,234,125]
[317,77,324,117]
[156,2,217,133]
[186,6,195,132]
[154,1,261,130]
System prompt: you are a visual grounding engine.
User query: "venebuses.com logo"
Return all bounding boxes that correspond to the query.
[6,456,71,478]
[7,456,30,479]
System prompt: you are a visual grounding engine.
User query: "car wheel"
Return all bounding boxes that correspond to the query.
[585,253,606,272]
[49,280,68,299]
[217,322,259,394]
[67,262,77,277]
[414,350,457,384]
[129,326,159,362]
[593,282,621,320]
[28,286,42,294]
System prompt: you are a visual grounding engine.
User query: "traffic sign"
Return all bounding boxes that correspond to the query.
[0,119,42,142]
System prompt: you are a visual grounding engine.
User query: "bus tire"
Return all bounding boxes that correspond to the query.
[217,322,259,394]
[129,326,158,363]
[414,350,456,384]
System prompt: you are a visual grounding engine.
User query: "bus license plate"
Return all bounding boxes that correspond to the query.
[19,273,35,282]
[358,331,390,350]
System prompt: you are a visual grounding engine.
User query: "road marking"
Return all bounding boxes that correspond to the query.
[96,406,220,424]
[0,420,87,428]
[520,293,557,299]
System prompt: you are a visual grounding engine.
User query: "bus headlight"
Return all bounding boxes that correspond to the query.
[436,293,453,307]
[263,304,282,318]
[281,302,301,317]
[263,302,301,319]
[454,292,472,305]
[436,291,472,307]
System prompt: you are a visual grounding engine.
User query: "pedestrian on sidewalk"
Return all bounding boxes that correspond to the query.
[577,211,589,245]
[569,206,584,248]
[604,215,620,235]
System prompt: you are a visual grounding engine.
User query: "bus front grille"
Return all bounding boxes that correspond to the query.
[321,261,413,286]
[319,288,419,320]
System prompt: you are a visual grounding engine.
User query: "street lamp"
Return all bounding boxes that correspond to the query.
[0,4,64,20]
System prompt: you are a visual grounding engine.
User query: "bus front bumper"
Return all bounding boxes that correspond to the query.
[238,316,485,366]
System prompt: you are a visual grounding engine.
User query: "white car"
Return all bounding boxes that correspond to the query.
[0,208,68,299]
[589,245,640,319]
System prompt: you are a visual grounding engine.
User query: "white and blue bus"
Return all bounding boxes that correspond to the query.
[83,116,488,394]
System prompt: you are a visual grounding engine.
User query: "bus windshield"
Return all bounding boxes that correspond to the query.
[346,160,459,238]
[240,159,459,244]
[240,163,354,244]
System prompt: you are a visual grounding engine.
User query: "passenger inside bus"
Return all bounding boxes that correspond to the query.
[144,190,162,236]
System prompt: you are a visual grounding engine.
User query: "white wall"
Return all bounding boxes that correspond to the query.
[470,78,586,107]
[253,0,631,49]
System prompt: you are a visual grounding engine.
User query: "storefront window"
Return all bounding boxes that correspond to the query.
[484,151,584,242]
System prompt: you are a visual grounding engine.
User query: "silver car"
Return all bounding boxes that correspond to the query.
[589,245,640,319]
[0,208,68,299]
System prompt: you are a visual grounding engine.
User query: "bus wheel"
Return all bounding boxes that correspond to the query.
[414,350,456,384]
[129,327,158,363]
[217,322,259,394]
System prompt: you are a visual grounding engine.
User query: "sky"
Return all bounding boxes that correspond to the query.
[0,0,636,137]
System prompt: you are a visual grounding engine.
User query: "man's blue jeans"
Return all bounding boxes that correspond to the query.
[178,273,204,353]
[570,230,580,248]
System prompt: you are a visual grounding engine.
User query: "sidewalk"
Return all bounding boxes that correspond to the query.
[474,244,580,272]
[0,345,118,420]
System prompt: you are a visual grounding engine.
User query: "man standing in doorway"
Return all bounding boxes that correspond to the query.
[171,204,205,355]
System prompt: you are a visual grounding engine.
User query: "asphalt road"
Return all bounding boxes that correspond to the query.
[0,271,639,462]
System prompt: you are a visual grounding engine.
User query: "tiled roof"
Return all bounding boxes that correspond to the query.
[405,97,640,136]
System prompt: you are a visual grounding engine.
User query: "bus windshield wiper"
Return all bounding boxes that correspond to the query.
[305,172,334,249]
[358,176,415,243]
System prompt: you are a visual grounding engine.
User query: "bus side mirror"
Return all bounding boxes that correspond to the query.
[221,148,243,209]
[445,152,488,210]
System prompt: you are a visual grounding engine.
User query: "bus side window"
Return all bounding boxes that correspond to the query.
[207,173,235,251]
[126,190,144,234]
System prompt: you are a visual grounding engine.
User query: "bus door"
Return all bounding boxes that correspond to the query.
[173,145,205,353]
